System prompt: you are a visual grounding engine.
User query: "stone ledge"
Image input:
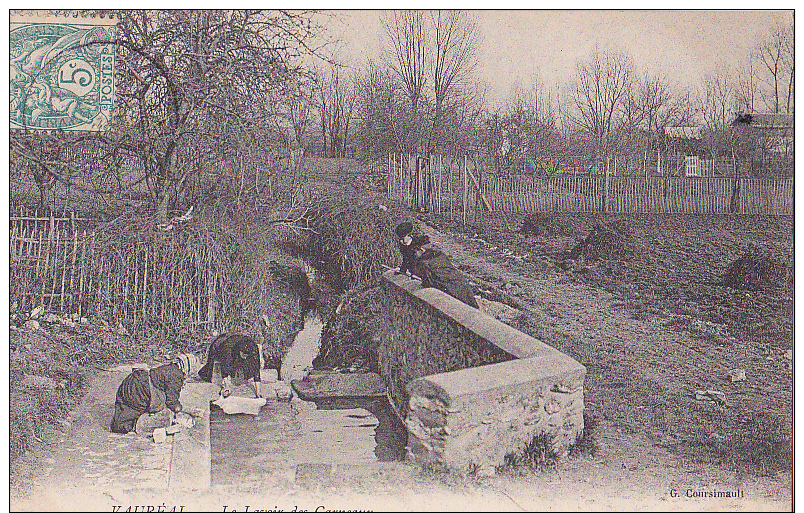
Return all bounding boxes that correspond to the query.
[292,372,387,400]
[383,270,565,359]
[168,382,217,490]
[407,356,585,402]
[405,358,586,471]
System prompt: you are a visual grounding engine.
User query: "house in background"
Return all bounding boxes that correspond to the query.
[732,113,794,178]
[660,126,718,177]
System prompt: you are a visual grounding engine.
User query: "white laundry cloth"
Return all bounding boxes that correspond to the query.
[212,395,267,415]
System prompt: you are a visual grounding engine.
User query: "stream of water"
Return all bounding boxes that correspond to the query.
[209,271,407,482]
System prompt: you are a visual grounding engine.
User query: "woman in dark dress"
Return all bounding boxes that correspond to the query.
[394,222,479,309]
[110,359,188,434]
[197,333,263,398]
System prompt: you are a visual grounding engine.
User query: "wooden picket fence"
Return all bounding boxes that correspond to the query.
[386,154,794,216]
[10,211,95,314]
[9,209,221,334]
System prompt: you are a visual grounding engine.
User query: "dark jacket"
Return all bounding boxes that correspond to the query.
[198,333,262,384]
[398,234,431,274]
[399,235,479,309]
[110,363,185,434]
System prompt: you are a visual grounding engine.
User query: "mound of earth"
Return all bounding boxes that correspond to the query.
[519,213,575,237]
[566,220,633,261]
[720,244,793,292]
[519,214,552,236]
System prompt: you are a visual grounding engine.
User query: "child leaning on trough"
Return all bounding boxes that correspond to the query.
[197,333,263,399]
[110,357,192,435]
[394,221,479,309]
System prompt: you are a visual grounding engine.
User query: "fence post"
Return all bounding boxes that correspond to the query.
[412,153,418,209]
[476,158,483,226]
[406,153,411,207]
[418,154,423,211]
[603,158,610,212]
[403,153,407,206]
[68,224,78,312]
[448,158,453,215]
[657,148,661,176]
[431,154,436,213]
[132,242,139,329]
[462,155,468,227]
[437,155,443,214]
[40,215,54,309]
[401,153,406,205]
[400,153,404,202]
[255,158,261,197]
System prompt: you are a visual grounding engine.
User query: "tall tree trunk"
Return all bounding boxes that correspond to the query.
[729,147,740,213]
[156,144,179,223]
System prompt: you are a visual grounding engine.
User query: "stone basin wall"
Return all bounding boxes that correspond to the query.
[377,270,586,473]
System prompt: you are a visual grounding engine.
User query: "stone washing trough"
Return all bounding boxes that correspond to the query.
[378,270,587,473]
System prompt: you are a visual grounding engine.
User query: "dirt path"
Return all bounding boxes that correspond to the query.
[416,221,793,504]
[11,366,175,510]
[20,362,791,512]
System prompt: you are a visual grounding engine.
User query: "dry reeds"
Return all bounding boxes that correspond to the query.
[314,285,385,372]
[83,211,243,336]
[304,190,409,290]
[10,206,310,346]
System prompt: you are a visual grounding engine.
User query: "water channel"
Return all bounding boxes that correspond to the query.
[209,308,407,484]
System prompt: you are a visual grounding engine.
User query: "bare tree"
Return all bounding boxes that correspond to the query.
[734,54,759,114]
[700,71,737,129]
[438,83,486,154]
[317,63,357,158]
[626,72,675,134]
[482,79,560,173]
[782,26,794,113]
[373,10,483,155]
[286,77,316,150]
[618,71,680,175]
[9,10,325,220]
[124,10,328,218]
[568,48,635,158]
[756,22,794,113]
[384,11,427,113]
[353,61,410,158]
[427,10,480,151]
[698,71,743,184]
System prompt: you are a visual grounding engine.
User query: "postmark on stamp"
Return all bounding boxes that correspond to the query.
[10,11,117,132]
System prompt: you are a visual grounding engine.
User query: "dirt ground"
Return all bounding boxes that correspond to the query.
[420,212,792,473]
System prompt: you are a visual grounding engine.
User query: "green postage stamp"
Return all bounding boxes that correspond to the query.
[10,11,117,132]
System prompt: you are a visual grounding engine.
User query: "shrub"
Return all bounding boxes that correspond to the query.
[566,220,633,261]
[720,244,792,292]
[497,433,558,473]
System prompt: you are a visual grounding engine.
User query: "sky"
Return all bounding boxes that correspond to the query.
[321,9,794,107]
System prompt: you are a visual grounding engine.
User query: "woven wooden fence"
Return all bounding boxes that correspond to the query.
[9,211,221,335]
[480,175,793,214]
[387,154,794,216]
